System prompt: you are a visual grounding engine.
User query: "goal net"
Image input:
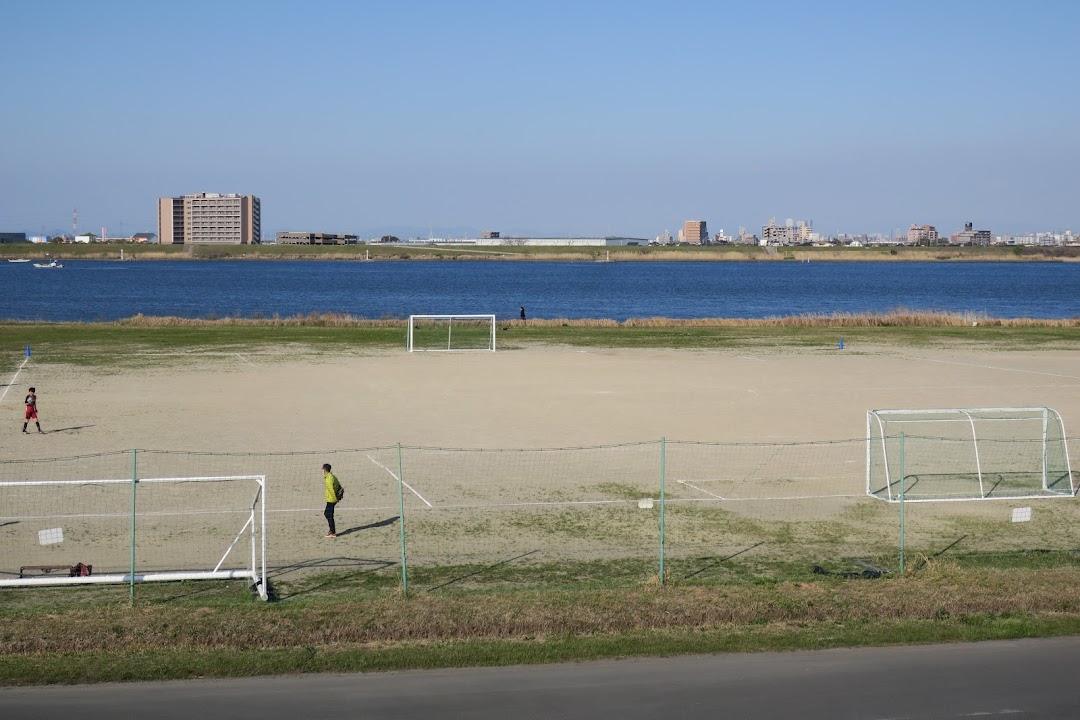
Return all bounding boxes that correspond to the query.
[867,407,1074,502]
[408,314,496,352]
[0,473,267,599]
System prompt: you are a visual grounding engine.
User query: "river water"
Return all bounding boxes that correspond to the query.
[1,260,1078,321]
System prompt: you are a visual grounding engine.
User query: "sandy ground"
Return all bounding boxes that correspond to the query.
[4,343,1079,453]
[1,343,1078,582]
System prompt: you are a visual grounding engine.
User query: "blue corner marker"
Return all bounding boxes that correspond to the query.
[25,344,31,357]
[838,337,844,350]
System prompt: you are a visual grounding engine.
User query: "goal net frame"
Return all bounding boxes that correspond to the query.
[0,474,268,600]
[866,407,1074,503]
[407,314,496,352]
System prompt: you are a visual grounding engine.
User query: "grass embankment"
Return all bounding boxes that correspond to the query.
[2,311,1078,367]
[2,242,1079,262]
[2,554,1079,685]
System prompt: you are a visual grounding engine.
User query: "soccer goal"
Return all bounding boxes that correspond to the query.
[0,474,267,599]
[408,314,496,352]
[866,407,1074,502]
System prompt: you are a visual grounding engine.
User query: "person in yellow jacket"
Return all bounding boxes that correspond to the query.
[322,463,343,538]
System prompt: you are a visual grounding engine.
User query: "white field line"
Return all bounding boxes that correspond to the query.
[0,355,30,406]
[677,480,725,499]
[1,494,877,523]
[366,453,433,507]
[235,353,256,367]
[676,474,863,485]
[720,493,862,501]
[0,508,252,521]
[268,504,400,514]
[912,356,1080,381]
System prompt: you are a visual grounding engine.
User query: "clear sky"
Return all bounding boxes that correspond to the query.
[2,0,1078,239]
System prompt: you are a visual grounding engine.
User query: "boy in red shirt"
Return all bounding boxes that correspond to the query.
[23,387,43,434]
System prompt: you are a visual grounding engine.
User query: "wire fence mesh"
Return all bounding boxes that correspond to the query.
[0,437,1076,596]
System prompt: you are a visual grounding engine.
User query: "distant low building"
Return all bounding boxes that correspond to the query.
[276,232,358,245]
[402,236,648,247]
[131,232,157,243]
[481,230,500,239]
[761,218,794,245]
[907,224,940,245]
[0,232,27,244]
[951,222,993,246]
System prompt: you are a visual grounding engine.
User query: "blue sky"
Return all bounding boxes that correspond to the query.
[2,0,1078,239]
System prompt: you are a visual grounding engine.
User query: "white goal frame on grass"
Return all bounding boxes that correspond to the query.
[866,407,1074,503]
[407,314,496,352]
[0,474,267,600]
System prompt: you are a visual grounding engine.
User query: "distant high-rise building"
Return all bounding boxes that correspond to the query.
[157,192,261,245]
[683,220,708,245]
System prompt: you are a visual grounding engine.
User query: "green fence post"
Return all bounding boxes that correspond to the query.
[899,432,906,576]
[397,443,408,595]
[659,437,666,586]
[130,448,137,607]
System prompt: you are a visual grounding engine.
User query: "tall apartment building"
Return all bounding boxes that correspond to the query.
[157,192,261,245]
[683,220,708,245]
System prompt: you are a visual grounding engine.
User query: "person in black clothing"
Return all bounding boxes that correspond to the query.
[520,306,526,324]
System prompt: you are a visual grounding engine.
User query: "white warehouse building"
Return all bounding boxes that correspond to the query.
[400,236,649,247]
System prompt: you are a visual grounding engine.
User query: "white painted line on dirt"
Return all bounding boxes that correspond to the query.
[0,355,30,406]
[235,353,256,367]
[912,356,1080,381]
[367,454,433,507]
[268,505,399,514]
[722,493,862,501]
[679,481,725,499]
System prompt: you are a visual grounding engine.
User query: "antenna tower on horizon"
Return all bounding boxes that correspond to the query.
[73,207,78,238]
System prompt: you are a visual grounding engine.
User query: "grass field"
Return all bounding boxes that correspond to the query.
[1,318,1078,685]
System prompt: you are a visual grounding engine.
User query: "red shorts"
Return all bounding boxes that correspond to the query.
[25,407,37,420]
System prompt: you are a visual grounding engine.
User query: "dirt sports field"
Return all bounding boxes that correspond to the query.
[2,343,1078,583]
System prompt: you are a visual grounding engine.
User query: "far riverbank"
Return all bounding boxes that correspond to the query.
[2,243,1079,263]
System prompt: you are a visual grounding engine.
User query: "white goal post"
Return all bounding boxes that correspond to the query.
[0,474,267,600]
[408,314,496,352]
[866,407,1074,503]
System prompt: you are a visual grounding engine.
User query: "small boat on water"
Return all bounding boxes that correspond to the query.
[7,258,32,263]
[33,260,63,268]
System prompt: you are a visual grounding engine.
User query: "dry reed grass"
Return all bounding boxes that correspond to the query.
[82,310,1080,329]
[2,567,1077,654]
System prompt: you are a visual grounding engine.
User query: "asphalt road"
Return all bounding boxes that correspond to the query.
[2,637,1079,719]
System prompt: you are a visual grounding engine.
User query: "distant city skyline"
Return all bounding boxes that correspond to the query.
[2,1,1078,240]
